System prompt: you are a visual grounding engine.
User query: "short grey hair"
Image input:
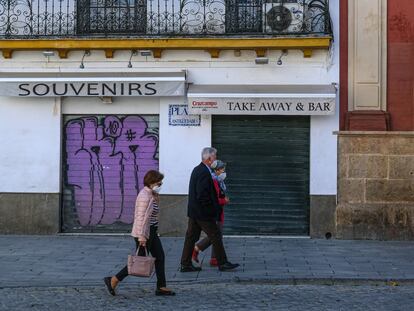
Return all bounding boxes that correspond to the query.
[201,147,217,161]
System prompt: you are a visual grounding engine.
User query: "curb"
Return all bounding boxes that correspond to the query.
[2,277,414,289]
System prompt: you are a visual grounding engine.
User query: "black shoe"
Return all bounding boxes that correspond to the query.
[180,264,202,272]
[104,277,116,296]
[219,262,240,271]
[155,288,176,296]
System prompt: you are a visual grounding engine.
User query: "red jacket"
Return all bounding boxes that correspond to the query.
[213,178,226,223]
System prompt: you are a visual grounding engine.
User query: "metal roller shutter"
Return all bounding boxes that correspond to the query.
[62,114,159,233]
[212,115,310,236]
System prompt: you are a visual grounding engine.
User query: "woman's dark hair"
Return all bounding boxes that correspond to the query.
[144,170,164,187]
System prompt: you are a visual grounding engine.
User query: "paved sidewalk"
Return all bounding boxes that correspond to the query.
[2,284,414,311]
[1,235,414,287]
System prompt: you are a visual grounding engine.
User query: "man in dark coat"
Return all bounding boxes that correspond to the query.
[180,147,239,272]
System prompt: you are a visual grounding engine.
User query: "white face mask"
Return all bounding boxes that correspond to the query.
[217,172,227,181]
[152,185,162,193]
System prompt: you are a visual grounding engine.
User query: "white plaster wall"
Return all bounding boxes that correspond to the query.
[310,0,340,195]
[0,1,339,196]
[0,49,330,73]
[310,109,339,195]
[159,98,211,194]
[62,96,160,114]
[0,96,61,192]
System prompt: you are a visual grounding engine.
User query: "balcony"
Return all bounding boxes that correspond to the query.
[0,0,332,58]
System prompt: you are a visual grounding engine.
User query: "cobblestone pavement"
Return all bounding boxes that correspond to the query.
[1,283,413,311]
[1,235,414,287]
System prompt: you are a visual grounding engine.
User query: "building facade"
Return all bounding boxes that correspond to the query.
[338,0,414,240]
[0,0,339,237]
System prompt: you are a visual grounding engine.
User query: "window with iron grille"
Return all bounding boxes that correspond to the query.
[77,0,147,34]
[72,0,330,36]
[225,0,263,34]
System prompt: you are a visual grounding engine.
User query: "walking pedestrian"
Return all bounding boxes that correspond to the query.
[104,170,175,296]
[180,147,239,272]
[192,160,229,266]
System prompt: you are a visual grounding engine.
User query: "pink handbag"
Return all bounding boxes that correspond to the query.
[127,247,156,277]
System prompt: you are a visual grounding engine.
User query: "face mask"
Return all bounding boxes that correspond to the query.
[217,172,227,181]
[152,185,162,193]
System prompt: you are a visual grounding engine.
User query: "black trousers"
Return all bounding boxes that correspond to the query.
[196,221,223,259]
[116,226,166,289]
[181,218,228,266]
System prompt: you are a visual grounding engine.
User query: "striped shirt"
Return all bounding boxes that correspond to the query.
[149,201,159,226]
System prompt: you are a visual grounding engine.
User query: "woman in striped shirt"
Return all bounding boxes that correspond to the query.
[105,170,175,296]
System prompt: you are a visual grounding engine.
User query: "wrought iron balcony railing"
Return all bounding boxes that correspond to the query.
[0,0,332,38]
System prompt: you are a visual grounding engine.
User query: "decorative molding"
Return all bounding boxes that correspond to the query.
[152,49,163,59]
[348,0,387,111]
[104,49,115,58]
[345,110,390,131]
[57,49,69,59]
[302,49,313,58]
[0,37,332,59]
[2,49,12,58]
[335,131,414,137]
[255,49,267,57]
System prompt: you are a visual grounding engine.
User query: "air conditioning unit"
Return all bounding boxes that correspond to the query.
[263,0,306,34]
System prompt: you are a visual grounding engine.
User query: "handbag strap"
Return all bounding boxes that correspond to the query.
[135,245,149,256]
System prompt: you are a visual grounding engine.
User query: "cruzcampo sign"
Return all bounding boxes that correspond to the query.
[188,97,336,115]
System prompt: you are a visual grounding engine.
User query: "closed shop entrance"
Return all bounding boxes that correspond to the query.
[62,114,159,233]
[212,115,310,236]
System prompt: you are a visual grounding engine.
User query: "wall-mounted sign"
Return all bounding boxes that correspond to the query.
[169,104,201,126]
[0,81,185,97]
[188,97,336,115]
[0,72,186,97]
[187,84,337,116]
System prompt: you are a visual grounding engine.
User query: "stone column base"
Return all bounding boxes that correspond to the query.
[310,195,337,239]
[159,195,188,236]
[0,193,60,234]
[336,131,414,240]
[337,203,414,240]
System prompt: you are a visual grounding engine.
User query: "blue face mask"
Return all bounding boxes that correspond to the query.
[217,172,227,181]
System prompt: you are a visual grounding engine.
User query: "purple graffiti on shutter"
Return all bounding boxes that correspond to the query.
[65,115,158,226]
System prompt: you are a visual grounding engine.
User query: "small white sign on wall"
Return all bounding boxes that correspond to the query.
[169,104,201,126]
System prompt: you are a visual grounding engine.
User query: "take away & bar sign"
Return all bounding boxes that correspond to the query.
[187,84,337,116]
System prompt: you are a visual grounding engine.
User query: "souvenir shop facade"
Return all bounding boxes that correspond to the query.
[0,63,339,237]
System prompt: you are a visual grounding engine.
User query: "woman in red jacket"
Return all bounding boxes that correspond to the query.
[192,160,229,266]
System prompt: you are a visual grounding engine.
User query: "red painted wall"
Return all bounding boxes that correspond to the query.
[339,0,348,130]
[388,0,414,130]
